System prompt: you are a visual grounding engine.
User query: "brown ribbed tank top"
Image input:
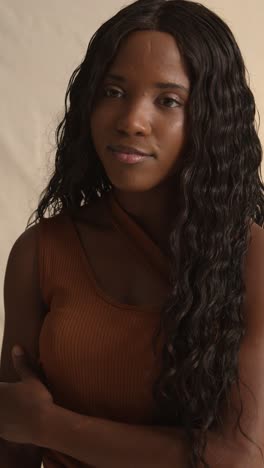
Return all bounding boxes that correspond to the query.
[38,191,170,468]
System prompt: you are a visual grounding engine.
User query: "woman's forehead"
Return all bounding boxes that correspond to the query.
[108,31,189,89]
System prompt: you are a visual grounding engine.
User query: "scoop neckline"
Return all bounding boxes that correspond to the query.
[64,212,163,313]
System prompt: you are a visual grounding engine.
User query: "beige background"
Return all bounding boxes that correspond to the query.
[1,0,263,348]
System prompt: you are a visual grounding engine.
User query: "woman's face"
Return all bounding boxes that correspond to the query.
[90,30,190,192]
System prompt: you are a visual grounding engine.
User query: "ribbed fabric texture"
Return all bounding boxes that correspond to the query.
[37,191,169,467]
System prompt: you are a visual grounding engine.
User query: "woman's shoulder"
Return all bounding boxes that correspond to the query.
[3,222,47,382]
[251,220,264,237]
[247,221,264,261]
[242,221,264,327]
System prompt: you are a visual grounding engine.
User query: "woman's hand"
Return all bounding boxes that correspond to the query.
[0,345,54,445]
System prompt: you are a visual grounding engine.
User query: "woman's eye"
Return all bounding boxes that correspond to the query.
[160,97,181,108]
[103,88,123,98]
[102,88,181,108]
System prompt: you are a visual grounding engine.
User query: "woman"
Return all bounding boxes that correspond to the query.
[1,0,264,467]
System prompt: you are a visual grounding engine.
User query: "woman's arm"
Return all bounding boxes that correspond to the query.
[1,224,46,467]
[35,223,264,468]
[38,403,255,468]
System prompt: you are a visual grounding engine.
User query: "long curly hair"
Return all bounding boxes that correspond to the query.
[27,0,264,466]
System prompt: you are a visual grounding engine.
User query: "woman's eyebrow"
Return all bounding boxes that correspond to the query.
[104,73,189,93]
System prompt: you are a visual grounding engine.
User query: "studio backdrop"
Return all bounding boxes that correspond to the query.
[1,0,263,348]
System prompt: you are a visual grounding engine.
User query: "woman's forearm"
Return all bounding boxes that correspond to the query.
[37,403,254,468]
[38,403,188,467]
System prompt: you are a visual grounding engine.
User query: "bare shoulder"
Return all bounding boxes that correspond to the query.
[243,221,264,332]
[250,220,264,239]
[1,221,46,382]
[245,221,264,275]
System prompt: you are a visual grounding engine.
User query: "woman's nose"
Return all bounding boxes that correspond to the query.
[116,102,152,136]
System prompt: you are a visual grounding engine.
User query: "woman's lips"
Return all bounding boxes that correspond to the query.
[109,148,152,164]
